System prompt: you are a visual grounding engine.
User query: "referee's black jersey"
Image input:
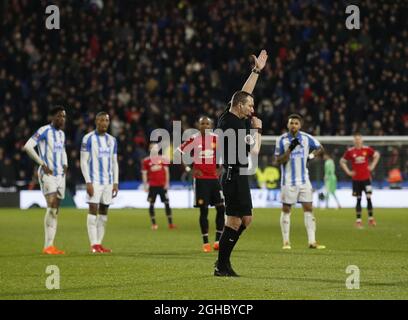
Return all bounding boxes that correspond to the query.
[217,108,251,168]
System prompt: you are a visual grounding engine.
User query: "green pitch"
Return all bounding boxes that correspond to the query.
[0,208,407,300]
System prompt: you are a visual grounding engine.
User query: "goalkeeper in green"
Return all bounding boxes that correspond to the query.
[323,152,341,209]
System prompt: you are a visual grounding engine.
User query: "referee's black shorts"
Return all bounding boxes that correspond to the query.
[193,178,224,207]
[352,179,373,197]
[221,167,252,217]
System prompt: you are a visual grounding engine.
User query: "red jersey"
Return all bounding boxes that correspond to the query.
[142,155,169,187]
[342,146,375,181]
[178,133,218,179]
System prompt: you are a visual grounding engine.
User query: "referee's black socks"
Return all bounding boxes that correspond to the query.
[218,226,240,268]
[237,224,246,236]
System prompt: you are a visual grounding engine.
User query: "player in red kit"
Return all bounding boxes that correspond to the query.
[176,116,225,253]
[142,143,176,230]
[340,133,380,228]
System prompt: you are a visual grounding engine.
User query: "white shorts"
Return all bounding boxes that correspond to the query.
[87,184,113,205]
[39,173,66,199]
[281,183,313,205]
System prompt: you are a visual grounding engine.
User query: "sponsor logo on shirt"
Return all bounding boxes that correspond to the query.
[98,146,111,158]
[53,142,64,153]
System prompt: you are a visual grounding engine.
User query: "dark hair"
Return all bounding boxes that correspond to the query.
[96,111,109,118]
[50,106,65,116]
[353,131,362,136]
[288,113,303,122]
[230,91,254,107]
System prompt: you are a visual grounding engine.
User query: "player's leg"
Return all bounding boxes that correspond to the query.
[87,184,102,252]
[280,203,292,249]
[147,187,158,230]
[302,202,325,249]
[87,203,99,252]
[161,188,176,229]
[43,193,60,253]
[41,174,64,254]
[199,205,211,251]
[211,181,225,250]
[353,181,363,228]
[97,204,112,253]
[280,185,296,249]
[365,181,376,226]
[195,179,211,251]
[300,183,325,249]
[95,185,113,252]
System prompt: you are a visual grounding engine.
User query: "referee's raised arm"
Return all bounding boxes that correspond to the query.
[241,50,268,94]
[214,49,268,277]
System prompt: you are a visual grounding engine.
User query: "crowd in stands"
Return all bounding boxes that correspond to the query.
[1,0,407,190]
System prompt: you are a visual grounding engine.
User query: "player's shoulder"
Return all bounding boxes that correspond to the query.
[37,124,52,133]
[82,131,95,141]
[300,131,316,139]
[277,132,288,140]
[106,133,117,142]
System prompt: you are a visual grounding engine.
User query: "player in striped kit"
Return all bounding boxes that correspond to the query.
[275,114,325,250]
[23,106,68,255]
[80,112,119,253]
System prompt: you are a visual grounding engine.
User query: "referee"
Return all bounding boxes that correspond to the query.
[214,50,268,277]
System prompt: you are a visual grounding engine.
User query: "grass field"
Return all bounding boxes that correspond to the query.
[0,208,407,300]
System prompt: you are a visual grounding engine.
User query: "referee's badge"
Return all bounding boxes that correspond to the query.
[244,134,255,145]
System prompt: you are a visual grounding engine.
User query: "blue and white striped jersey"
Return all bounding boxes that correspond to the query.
[274,131,321,186]
[31,124,67,176]
[81,131,118,185]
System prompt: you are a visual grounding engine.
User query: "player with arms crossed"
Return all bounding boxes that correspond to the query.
[275,114,325,250]
[176,116,225,253]
[23,106,68,255]
[214,49,267,277]
[80,112,119,253]
[339,133,380,228]
[142,143,176,230]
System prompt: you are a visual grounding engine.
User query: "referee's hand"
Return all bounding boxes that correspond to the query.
[251,116,262,129]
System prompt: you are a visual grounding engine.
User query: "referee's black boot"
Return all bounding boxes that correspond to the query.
[214,260,239,277]
[226,262,240,277]
[214,260,230,277]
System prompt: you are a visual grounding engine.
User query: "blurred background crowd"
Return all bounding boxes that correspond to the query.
[0,0,407,191]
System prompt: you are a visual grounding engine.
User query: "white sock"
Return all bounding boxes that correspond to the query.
[304,211,316,245]
[87,214,98,246]
[44,208,58,248]
[97,214,108,245]
[280,212,291,244]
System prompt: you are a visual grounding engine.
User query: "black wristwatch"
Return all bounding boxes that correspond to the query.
[252,67,261,74]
